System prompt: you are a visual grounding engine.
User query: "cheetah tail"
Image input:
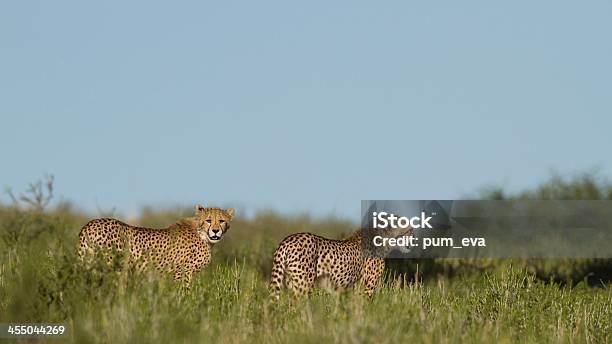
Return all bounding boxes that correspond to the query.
[268,246,286,300]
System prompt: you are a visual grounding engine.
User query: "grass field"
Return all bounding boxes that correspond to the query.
[1,174,611,343]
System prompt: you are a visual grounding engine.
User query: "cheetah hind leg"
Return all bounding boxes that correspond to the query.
[285,262,316,297]
[77,231,98,265]
[316,275,342,296]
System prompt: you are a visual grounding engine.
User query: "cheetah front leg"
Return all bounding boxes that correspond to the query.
[173,268,193,290]
[360,258,385,298]
[183,272,193,290]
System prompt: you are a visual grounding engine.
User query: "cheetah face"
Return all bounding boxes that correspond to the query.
[395,228,415,254]
[381,225,414,239]
[194,204,235,244]
[382,226,414,254]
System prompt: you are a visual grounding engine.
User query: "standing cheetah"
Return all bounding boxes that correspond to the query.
[268,227,412,299]
[78,204,235,286]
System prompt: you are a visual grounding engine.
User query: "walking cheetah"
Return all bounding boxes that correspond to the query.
[78,204,235,286]
[268,227,412,299]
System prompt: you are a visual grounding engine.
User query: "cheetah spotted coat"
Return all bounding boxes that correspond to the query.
[77,205,234,286]
[268,230,385,298]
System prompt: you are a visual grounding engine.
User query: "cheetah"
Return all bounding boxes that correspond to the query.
[77,204,235,286]
[268,226,412,299]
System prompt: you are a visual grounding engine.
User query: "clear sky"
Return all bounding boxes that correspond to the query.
[1,1,611,220]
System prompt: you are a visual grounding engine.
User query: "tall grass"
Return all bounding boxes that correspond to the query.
[0,173,611,343]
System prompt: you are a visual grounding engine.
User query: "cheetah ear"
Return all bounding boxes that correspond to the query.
[195,204,206,214]
[226,208,235,219]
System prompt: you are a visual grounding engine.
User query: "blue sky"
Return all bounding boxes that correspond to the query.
[1,1,611,220]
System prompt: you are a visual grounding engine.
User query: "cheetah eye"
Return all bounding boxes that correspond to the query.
[219,220,225,224]
[205,219,212,224]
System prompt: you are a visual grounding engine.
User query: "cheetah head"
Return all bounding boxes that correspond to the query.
[194,204,235,244]
[365,226,415,256]
[384,226,415,255]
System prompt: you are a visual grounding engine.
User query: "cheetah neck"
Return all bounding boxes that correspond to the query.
[173,217,216,248]
[345,229,364,243]
[346,229,386,257]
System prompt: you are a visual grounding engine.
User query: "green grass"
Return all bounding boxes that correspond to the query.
[0,205,610,344]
